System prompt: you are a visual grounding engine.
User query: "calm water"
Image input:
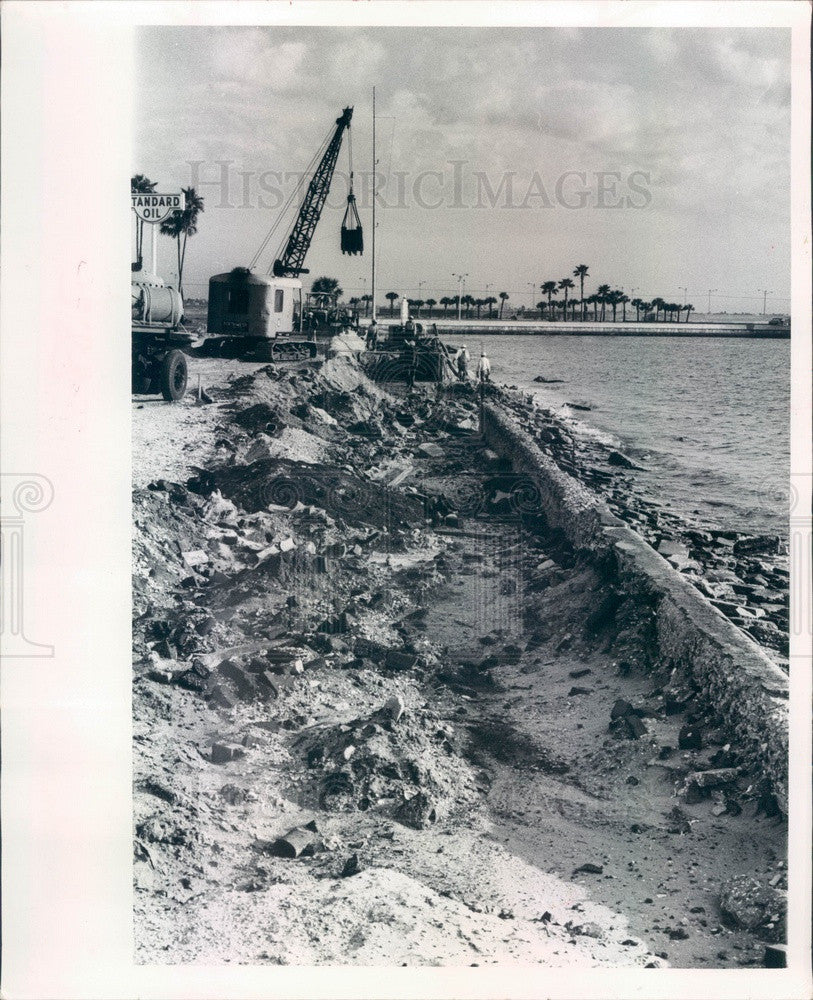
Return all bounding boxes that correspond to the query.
[444,335,790,537]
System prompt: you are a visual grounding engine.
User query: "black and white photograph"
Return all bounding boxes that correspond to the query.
[1,2,811,997]
[130,18,797,969]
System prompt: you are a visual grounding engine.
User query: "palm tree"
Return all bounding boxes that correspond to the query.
[440,296,452,316]
[684,303,694,323]
[413,298,425,317]
[651,297,665,322]
[360,293,372,317]
[462,294,475,318]
[619,293,630,322]
[605,290,620,322]
[385,291,399,316]
[536,300,547,317]
[596,283,611,320]
[312,276,343,299]
[541,281,558,318]
[558,278,575,321]
[131,174,157,268]
[498,291,509,318]
[425,297,437,317]
[631,297,642,321]
[573,264,589,320]
[159,186,204,298]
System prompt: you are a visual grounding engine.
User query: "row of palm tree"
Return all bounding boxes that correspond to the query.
[534,266,695,322]
[329,265,698,323]
[374,292,511,319]
[533,291,695,323]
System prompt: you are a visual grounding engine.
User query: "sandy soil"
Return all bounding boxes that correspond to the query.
[132,352,786,967]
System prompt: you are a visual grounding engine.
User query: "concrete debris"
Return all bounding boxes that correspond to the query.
[340,853,362,878]
[395,790,438,830]
[131,346,785,968]
[719,875,787,942]
[263,821,319,859]
[182,549,209,567]
[210,742,246,764]
[383,694,406,723]
[573,863,603,876]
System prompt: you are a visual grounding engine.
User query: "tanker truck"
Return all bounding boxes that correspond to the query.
[132,189,194,401]
[131,273,192,400]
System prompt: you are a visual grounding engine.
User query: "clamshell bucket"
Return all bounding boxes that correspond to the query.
[341,194,363,255]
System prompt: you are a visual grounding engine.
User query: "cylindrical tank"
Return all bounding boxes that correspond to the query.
[132,277,183,328]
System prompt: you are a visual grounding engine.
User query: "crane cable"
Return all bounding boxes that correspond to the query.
[248,121,335,272]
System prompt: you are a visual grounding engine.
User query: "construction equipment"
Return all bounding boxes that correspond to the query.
[207,106,361,360]
[131,190,193,401]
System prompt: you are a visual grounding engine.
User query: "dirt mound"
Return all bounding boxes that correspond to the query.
[295,702,476,825]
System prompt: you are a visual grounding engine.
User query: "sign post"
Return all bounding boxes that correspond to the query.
[131,192,184,224]
[131,192,184,275]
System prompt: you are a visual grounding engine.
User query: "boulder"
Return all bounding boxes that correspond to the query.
[719,875,787,942]
[210,742,246,764]
[395,790,437,829]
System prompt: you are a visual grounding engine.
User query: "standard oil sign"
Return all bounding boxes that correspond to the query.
[131,192,184,223]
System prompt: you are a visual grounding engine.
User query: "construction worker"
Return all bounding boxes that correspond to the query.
[366,319,379,350]
[457,344,470,380]
[476,350,491,382]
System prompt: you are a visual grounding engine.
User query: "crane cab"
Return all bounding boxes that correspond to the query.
[207,268,302,340]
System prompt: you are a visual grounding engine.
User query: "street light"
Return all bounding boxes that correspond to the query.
[452,272,468,321]
[758,289,773,315]
[679,286,688,305]
[707,288,718,313]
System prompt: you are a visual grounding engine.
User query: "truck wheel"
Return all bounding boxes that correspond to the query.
[160,349,188,401]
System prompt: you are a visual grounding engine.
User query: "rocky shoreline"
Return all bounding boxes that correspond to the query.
[132,346,787,966]
[503,388,789,667]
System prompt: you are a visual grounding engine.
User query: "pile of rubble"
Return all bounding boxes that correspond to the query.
[132,350,786,968]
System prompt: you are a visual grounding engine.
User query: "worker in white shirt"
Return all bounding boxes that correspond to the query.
[457,344,470,380]
[476,350,491,382]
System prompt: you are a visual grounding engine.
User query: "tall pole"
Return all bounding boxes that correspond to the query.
[453,272,467,320]
[371,86,376,323]
[679,286,687,305]
[759,289,772,315]
[707,288,717,313]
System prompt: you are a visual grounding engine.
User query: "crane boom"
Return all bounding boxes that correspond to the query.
[272,106,354,278]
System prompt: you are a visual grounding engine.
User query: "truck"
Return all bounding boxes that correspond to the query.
[131,272,192,401]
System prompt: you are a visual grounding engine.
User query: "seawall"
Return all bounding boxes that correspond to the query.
[481,400,789,811]
[366,318,789,338]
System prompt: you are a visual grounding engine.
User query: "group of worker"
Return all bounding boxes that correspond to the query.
[455,343,491,383]
[364,318,491,385]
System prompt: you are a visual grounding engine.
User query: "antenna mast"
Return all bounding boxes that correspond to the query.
[371,86,376,322]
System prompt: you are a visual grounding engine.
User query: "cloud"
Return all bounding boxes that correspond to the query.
[135,26,791,306]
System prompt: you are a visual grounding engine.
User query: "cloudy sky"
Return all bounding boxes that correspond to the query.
[135,26,791,313]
